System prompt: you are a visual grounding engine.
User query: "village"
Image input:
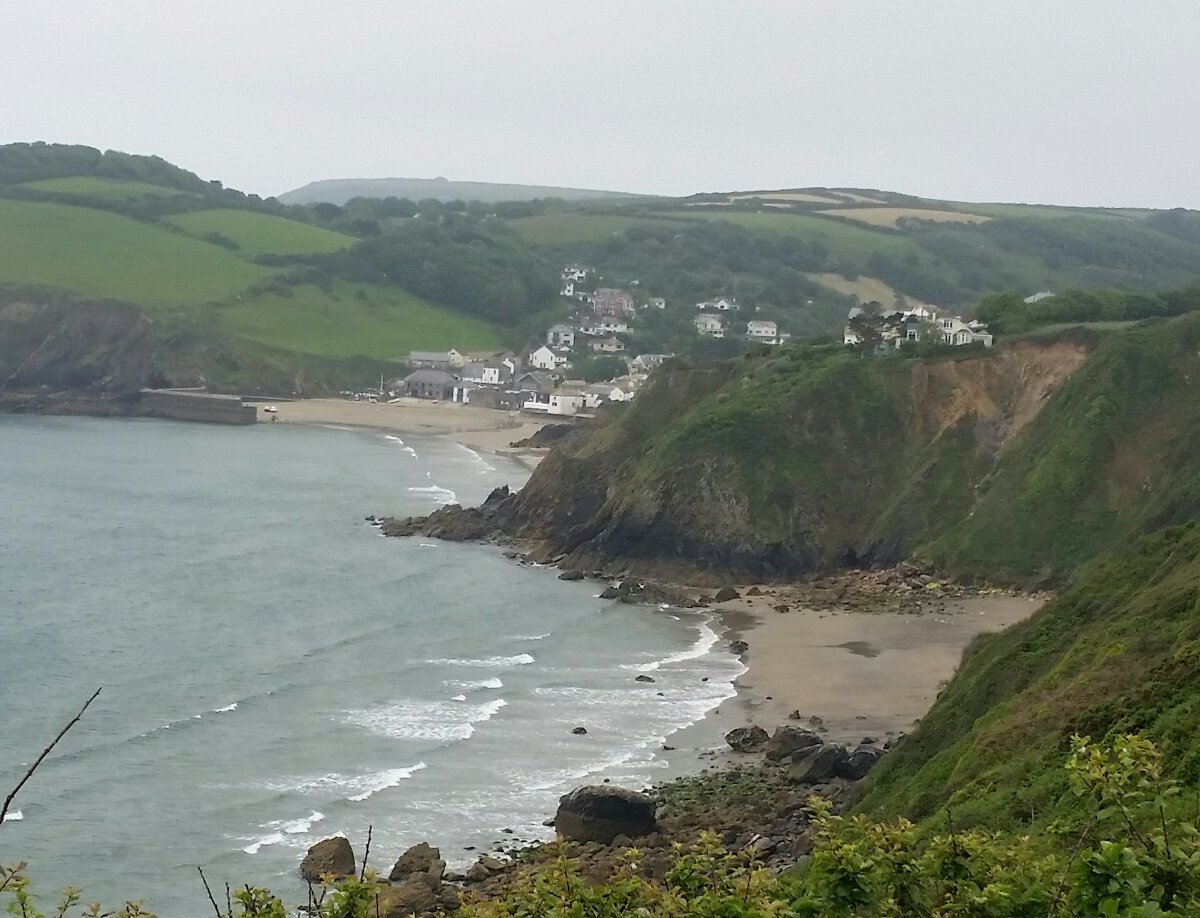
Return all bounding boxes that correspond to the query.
[383,264,997,419]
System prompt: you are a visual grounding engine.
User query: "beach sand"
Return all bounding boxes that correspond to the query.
[261,398,550,465]
[658,591,1044,774]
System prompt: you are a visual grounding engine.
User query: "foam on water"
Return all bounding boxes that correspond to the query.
[348,698,508,743]
[2,810,22,822]
[347,764,428,802]
[213,702,238,713]
[630,618,723,672]
[407,484,457,505]
[431,654,533,668]
[241,810,325,855]
[445,677,504,690]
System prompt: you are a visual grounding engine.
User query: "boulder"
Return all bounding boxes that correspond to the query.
[724,725,769,752]
[764,726,823,762]
[375,876,438,916]
[599,586,621,600]
[834,747,885,780]
[572,726,588,735]
[558,570,585,581]
[555,786,657,844]
[634,674,655,683]
[714,586,740,602]
[300,836,355,881]
[746,586,763,596]
[389,842,444,884]
[789,743,849,783]
[728,640,749,655]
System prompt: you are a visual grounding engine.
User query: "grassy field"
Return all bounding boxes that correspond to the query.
[729,191,842,204]
[20,176,183,199]
[807,272,917,306]
[819,206,991,228]
[509,212,686,245]
[0,198,275,306]
[168,208,355,256]
[215,281,501,359]
[659,209,931,265]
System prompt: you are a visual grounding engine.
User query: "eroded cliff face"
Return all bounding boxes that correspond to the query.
[0,298,161,391]
[391,339,1097,583]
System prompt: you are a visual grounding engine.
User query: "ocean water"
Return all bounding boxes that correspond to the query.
[0,415,741,916]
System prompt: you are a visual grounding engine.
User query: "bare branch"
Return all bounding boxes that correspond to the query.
[196,867,224,918]
[1,687,102,829]
[360,824,373,882]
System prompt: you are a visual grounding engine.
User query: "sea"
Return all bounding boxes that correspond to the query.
[0,415,742,916]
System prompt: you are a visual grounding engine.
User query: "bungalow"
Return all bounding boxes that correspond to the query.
[746,319,779,341]
[406,350,454,370]
[589,335,626,353]
[696,297,740,312]
[404,369,457,400]
[581,318,628,335]
[694,314,725,337]
[592,288,635,318]
[546,324,576,348]
[523,392,587,416]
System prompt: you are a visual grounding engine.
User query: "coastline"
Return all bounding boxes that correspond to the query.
[648,585,1046,780]
[262,397,551,469]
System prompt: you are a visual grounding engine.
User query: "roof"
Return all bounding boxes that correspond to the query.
[404,369,457,384]
[407,351,450,362]
[548,324,575,333]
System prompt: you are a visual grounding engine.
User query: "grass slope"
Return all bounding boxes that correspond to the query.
[0,198,275,306]
[215,281,500,359]
[168,208,354,256]
[860,521,1200,835]
[278,176,638,206]
[21,176,182,199]
[509,213,687,245]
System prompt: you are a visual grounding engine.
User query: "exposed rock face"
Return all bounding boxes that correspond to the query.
[558,569,585,581]
[556,786,657,844]
[300,836,355,881]
[725,725,769,752]
[389,842,445,883]
[764,726,823,762]
[834,746,885,780]
[374,876,440,917]
[789,744,849,783]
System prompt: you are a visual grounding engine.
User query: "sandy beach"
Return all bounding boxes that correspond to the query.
[660,589,1044,771]
[260,397,550,465]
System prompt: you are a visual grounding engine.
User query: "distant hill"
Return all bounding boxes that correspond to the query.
[277,176,639,206]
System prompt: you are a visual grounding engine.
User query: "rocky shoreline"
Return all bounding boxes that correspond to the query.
[296,729,885,916]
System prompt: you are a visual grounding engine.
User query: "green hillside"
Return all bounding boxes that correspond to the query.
[860,521,1200,835]
[277,175,639,206]
[0,198,275,306]
[215,281,499,358]
[167,208,355,256]
[509,212,687,245]
[22,176,185,200]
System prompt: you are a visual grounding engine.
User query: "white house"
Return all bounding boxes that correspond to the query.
[528,345,567,370]
[522,392,587,416]
[746,319,779,341]
[694,314,725,337]
[697,297,740,312]
[546,324,575,348]
[630,354,669,373]
[460,360,511,386]
[938,316,994,347]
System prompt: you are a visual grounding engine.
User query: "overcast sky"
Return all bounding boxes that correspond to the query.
[3,2,1197,207]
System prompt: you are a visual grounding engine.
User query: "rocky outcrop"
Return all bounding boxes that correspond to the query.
[300,836,355,881]
[789,744,850,783]
[764,726,822,762]
[555,786,657,844]
[388,842,444,884]
[724,726,769,752]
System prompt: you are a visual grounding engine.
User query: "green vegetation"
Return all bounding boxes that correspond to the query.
[168,209,354,256]
[21,176,183,200]
[509,213,686,245]
[0,199,275,306]
[216,282,499,359]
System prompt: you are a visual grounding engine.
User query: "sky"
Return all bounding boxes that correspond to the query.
[2,1,1197,208]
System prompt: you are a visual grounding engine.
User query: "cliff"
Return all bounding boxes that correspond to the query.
[392,315,1200,586]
